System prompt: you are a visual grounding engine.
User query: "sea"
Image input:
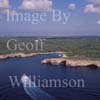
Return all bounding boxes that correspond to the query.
[0,53,100,100]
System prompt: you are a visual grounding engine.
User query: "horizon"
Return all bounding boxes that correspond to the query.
[0,35,100,37]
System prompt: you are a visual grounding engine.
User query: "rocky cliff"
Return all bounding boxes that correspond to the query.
[41,58,100,68]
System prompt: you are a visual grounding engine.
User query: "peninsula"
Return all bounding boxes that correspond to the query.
[41,58,100,68]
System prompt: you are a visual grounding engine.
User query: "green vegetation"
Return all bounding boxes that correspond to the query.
[0,36,100,60]
[44,37,100,60]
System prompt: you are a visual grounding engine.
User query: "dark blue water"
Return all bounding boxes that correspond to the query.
[0,54,100,100]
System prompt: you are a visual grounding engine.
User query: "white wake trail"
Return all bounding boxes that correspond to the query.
[21,75,55,100]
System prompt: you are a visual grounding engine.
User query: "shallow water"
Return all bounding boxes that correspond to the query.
[0,54,100,100]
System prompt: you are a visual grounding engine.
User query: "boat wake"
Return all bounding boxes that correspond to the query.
[21,74,55,100]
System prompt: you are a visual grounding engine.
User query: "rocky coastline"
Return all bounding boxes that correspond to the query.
[0,52,100,68]
[0,53,36,60]
[41,58,100,68]
[0,51,63,60]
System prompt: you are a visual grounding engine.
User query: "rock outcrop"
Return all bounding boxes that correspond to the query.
[41,58,100,68]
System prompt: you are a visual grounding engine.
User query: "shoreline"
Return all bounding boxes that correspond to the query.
[41,58,100,68]
[0,51,64,60]
[0,52,100,68]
